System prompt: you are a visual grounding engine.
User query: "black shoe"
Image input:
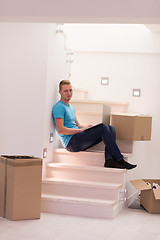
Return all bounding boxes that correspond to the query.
[104,159,125,169]
[119,159,137,170]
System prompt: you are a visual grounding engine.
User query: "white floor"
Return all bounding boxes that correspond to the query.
[0,208,160,240]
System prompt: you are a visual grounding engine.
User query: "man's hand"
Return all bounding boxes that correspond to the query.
[78,124,94,131]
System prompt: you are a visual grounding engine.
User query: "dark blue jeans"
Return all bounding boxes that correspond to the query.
[66,123,123,162]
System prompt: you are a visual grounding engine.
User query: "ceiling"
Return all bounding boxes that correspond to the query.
[0,0,160,24]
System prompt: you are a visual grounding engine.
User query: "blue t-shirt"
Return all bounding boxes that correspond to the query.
[52,100,78,148]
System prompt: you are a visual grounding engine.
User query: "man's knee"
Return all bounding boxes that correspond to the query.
[100,123,110,132]
[109,125,115,132]
[96,123,115,135]
[108,125,116,137]
[101,124,116,135]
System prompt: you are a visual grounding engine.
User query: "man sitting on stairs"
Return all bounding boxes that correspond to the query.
[52,80,137,170]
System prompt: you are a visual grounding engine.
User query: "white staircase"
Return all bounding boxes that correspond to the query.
[41,149,129,219]
[41,88,130,219]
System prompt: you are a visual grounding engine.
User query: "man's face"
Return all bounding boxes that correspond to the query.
[59,84,73,102]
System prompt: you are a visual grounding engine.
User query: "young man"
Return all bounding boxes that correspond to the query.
[52,80,137,170]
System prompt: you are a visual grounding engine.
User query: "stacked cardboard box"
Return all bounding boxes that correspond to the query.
[111,113,152,141]
[0,155,42,220]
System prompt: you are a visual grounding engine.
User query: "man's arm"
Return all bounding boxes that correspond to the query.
[55,118,83,135]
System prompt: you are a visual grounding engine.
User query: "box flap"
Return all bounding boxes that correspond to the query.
[153,189,160,200]
[137,114,151,118]
[130,179,151,190]
[112,113,137,117]
[1,156,42,167]
[112,113,151,117]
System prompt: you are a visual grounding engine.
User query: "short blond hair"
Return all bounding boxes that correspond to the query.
[59,80,71,91]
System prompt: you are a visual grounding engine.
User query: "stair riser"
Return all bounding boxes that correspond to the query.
[71,102,128,114]
[42,183,119,201]
[72,89,88,101]
[46,167,125,185]
[41,199,115,219]
[75,113,102,125]
[53,153,105,166]
[87,141,133,155]
[71,102,103,113]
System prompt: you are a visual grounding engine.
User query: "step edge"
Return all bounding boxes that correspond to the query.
[41,194,117,206]
[42,178,122,189]
[47,163,126,174]
[53,149,132,158]
[70,100,129,105]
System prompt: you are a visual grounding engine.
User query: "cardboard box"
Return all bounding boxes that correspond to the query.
[0,155,42,220]
[111,113,152,141]
[130,179,160,213]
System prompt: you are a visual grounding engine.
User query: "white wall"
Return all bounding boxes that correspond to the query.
[0,23,67,176]
[70,52,160,105]
[0,23,49,157]
[64,24,160,53]
[64,24,160,179]
[43,26,68,177]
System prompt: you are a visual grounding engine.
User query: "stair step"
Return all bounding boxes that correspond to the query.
[46,163,126,185]
[70,100,128,114]
[53,148,131,167]
[42,178,122,201]
[41,194,119,219]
